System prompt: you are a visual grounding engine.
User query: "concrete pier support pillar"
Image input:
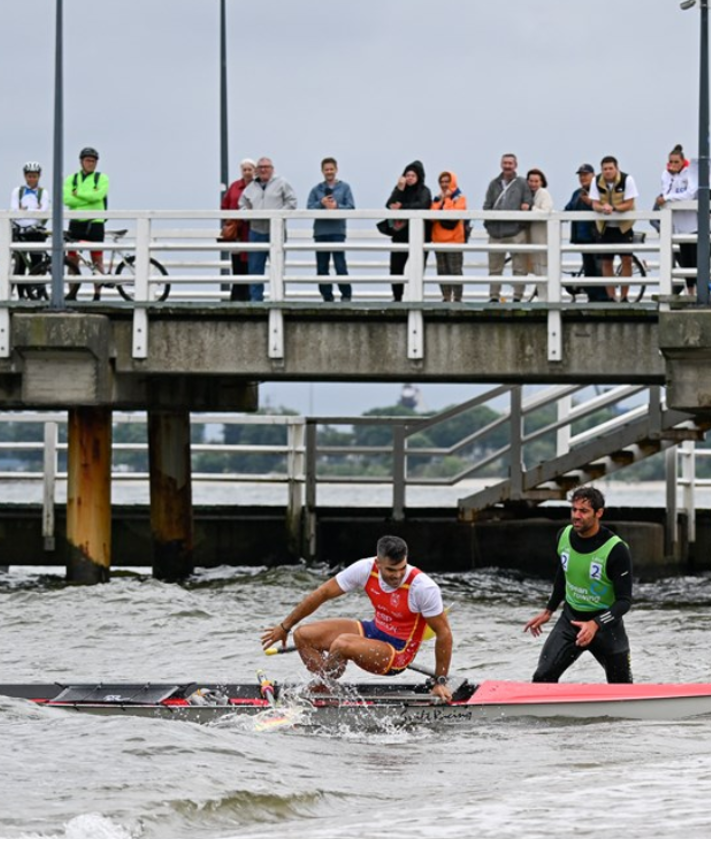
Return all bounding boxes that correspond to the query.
[148,409,194,581]
[66,407,112,584]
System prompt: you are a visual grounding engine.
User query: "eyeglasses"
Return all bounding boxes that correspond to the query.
[258,165,273,169]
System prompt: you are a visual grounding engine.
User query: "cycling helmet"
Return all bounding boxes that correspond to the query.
[79,146,99,160]
[23,162,42,173]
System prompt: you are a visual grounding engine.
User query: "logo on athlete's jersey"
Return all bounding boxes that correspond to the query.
[390,593,401,609]
[590,561,603,580]
[561,551,569,571]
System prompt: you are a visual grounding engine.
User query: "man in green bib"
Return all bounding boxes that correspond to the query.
[524,487,633,683]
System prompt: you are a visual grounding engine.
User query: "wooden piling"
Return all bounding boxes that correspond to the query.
[148,410,194,581]
[66,407,112,584]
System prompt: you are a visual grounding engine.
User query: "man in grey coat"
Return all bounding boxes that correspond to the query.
[239,157,297,301]
[483,153,533,303]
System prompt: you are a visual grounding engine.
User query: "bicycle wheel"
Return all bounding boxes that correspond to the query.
[115,257,170,302]
[614,254,646,302]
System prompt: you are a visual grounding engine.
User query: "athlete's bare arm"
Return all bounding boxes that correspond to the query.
[261,578,345,650]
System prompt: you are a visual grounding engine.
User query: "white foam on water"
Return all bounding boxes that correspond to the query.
[61,813,133,839]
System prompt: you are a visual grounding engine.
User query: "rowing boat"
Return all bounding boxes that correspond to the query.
[3,678,711,724]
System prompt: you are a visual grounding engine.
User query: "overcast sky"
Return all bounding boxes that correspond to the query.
[1,0,702,414]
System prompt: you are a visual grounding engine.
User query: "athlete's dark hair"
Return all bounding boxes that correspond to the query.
[571,486,605,512]
[669,144,684,159]
[376,535,408,562]
[600,155,618,168]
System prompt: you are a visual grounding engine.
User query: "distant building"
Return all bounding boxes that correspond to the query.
[399,383,424,411]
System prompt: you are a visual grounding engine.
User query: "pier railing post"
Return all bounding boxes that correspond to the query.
[509,386,523,499]
[546,216,562,362]
[286,418,305,559]
[43,419,58,551]
[407,216,425,360]
[304,420,317,560]
[268,216,285,359]
[392,424,406,520]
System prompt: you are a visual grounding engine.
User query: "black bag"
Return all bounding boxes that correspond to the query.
[376,219,392,236]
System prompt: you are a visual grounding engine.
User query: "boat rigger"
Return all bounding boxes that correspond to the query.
[3,678,711,723]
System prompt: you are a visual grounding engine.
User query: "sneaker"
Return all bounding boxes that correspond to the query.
[488,296,499,303]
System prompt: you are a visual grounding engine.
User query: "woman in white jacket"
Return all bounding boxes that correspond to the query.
[527,168,554,300]
[656,144,698,295]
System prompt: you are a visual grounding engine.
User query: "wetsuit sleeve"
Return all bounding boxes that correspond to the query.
[593,541,633,627]
[546,564,566,613]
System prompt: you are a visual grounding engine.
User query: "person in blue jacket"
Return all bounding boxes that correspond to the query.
[307,158,356,302]
[564,164,609,302]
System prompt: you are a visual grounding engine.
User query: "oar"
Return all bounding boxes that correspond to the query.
[257,669,277,707]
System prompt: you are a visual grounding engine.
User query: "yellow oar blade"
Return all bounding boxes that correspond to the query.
[423,604,452,641]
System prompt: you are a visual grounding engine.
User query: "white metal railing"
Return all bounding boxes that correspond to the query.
[0,205,693,362]
[0,387,704,548]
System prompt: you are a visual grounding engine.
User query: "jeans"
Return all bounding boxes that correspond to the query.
[315,233,351,301]
[247,230,270,301]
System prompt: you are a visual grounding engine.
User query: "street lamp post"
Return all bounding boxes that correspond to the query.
[219,0,230,283]
[682,0,710,305]
[50,0,65,308]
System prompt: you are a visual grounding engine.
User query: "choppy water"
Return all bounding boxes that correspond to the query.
[3,564,711,839]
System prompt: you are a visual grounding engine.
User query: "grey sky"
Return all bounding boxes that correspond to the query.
[1,0,701,413]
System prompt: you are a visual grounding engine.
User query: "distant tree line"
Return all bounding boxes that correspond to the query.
[0,403,705,483]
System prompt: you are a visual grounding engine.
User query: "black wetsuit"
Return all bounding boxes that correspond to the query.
[533,525,633,684]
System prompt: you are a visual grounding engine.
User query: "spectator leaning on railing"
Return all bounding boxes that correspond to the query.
[221,158,256,301]
[10,161,51,296]
[431,170,467,303]
[564,164,608,302]
[589,155,639,304]
[655,143,698,296]
[306,157,355,303]
[238,156,297,302]
[526,168,554,301]
[63,146,109,302]
[483,153,532,304]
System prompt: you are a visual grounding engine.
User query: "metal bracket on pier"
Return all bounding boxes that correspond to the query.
[268,218,285,359]
[131,218,152,359]
[407,219,425,360]
[547,218,562,362]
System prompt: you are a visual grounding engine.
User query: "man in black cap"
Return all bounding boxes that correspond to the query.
[564,164,608,302]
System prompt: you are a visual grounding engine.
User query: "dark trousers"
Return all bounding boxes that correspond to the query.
[316,234,351,301]
[247,230,270,301]
[580,251,608,302]
[229,255,250,301]
[532,604,633,684]
[677,242,698,292]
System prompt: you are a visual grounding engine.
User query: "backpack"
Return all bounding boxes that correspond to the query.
[18,186,44,208]
[72,171,108,209]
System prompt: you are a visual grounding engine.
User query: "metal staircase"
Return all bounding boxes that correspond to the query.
[454,385,710,518]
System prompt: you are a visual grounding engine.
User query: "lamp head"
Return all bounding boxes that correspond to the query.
[680,0,697,10]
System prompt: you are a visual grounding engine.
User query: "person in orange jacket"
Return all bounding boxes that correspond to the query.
[431,171,467,302]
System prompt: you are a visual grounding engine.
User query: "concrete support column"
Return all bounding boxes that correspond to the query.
[148,409,194,581]
[66,407,112,584]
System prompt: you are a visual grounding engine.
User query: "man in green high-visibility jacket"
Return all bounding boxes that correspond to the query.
[63,146,109,301]
[524,486,633,683]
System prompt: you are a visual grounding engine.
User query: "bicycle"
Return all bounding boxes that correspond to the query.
[517,232,648,303]
[11,224,54,300]
[65,228,170,302]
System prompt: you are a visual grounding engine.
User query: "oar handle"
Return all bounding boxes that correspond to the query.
[264,645,298,656]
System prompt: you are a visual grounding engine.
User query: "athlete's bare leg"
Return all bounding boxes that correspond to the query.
[293,619,396,678]
[294,619,361,677]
